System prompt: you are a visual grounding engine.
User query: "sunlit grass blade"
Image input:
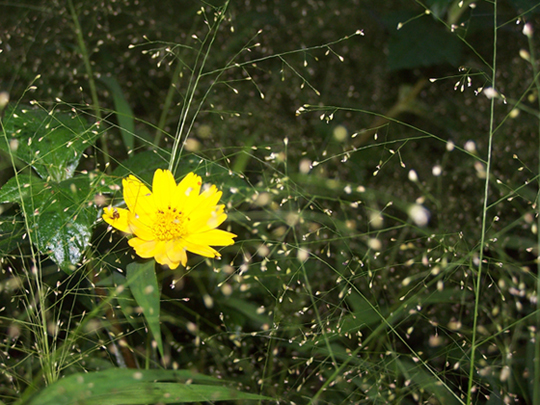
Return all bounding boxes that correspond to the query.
[24,368,270,405]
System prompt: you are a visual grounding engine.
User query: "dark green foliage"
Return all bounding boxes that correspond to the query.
[385,11,463,70]
[1,106,99,182]
[0,174,97,272]
[1,1,539,404]
[26,368,269,405]
[126,260,163,357]
[0,106,100,271]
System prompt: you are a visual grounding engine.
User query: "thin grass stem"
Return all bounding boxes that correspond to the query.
[523,19,540,405]
[169,2,229,173]
[466,1,497,403]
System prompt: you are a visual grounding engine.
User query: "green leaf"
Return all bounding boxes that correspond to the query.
[0,105,99,182]
[221,296,272,327]
[385,11,462,70]
[112,149,169,183]
[0,215,26,255]
[26,368,270,405]
[126,260,163,357]
[95,272,140,330]
[341,293,382,333]
[100,76,135,151]
[394,358,460,405]
[0,174,97,272]
[0,174,44,205]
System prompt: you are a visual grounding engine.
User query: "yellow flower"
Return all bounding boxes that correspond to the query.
[103,169,236,269]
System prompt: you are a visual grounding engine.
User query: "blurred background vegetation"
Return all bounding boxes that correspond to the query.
[1,0,540,404]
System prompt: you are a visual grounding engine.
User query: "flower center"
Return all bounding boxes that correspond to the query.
[153,207,186,241]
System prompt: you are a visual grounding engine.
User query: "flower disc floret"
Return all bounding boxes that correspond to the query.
[153,207,186,241]
[103,169,236,269]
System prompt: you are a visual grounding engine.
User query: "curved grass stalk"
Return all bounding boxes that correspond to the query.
[168,2,230,173]
[466,1,497,403]
[167,3,364,175]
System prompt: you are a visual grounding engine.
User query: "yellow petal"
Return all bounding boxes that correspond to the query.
[173,172,202,211]
[200,185,222,207]
[184,186,222,219]
[165,240,188,267]
[165,260,181,270]
[128,238,162,258]
[128,213,156,241]
[103,206,132,234]
[152,169,177,210]
[182,239,221,258]
[155,243,182,269]
[123,175,155,216]
[186,229,237,247]
[187,206,227,233]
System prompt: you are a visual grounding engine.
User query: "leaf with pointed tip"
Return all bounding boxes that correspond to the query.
[100,76,135,151]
